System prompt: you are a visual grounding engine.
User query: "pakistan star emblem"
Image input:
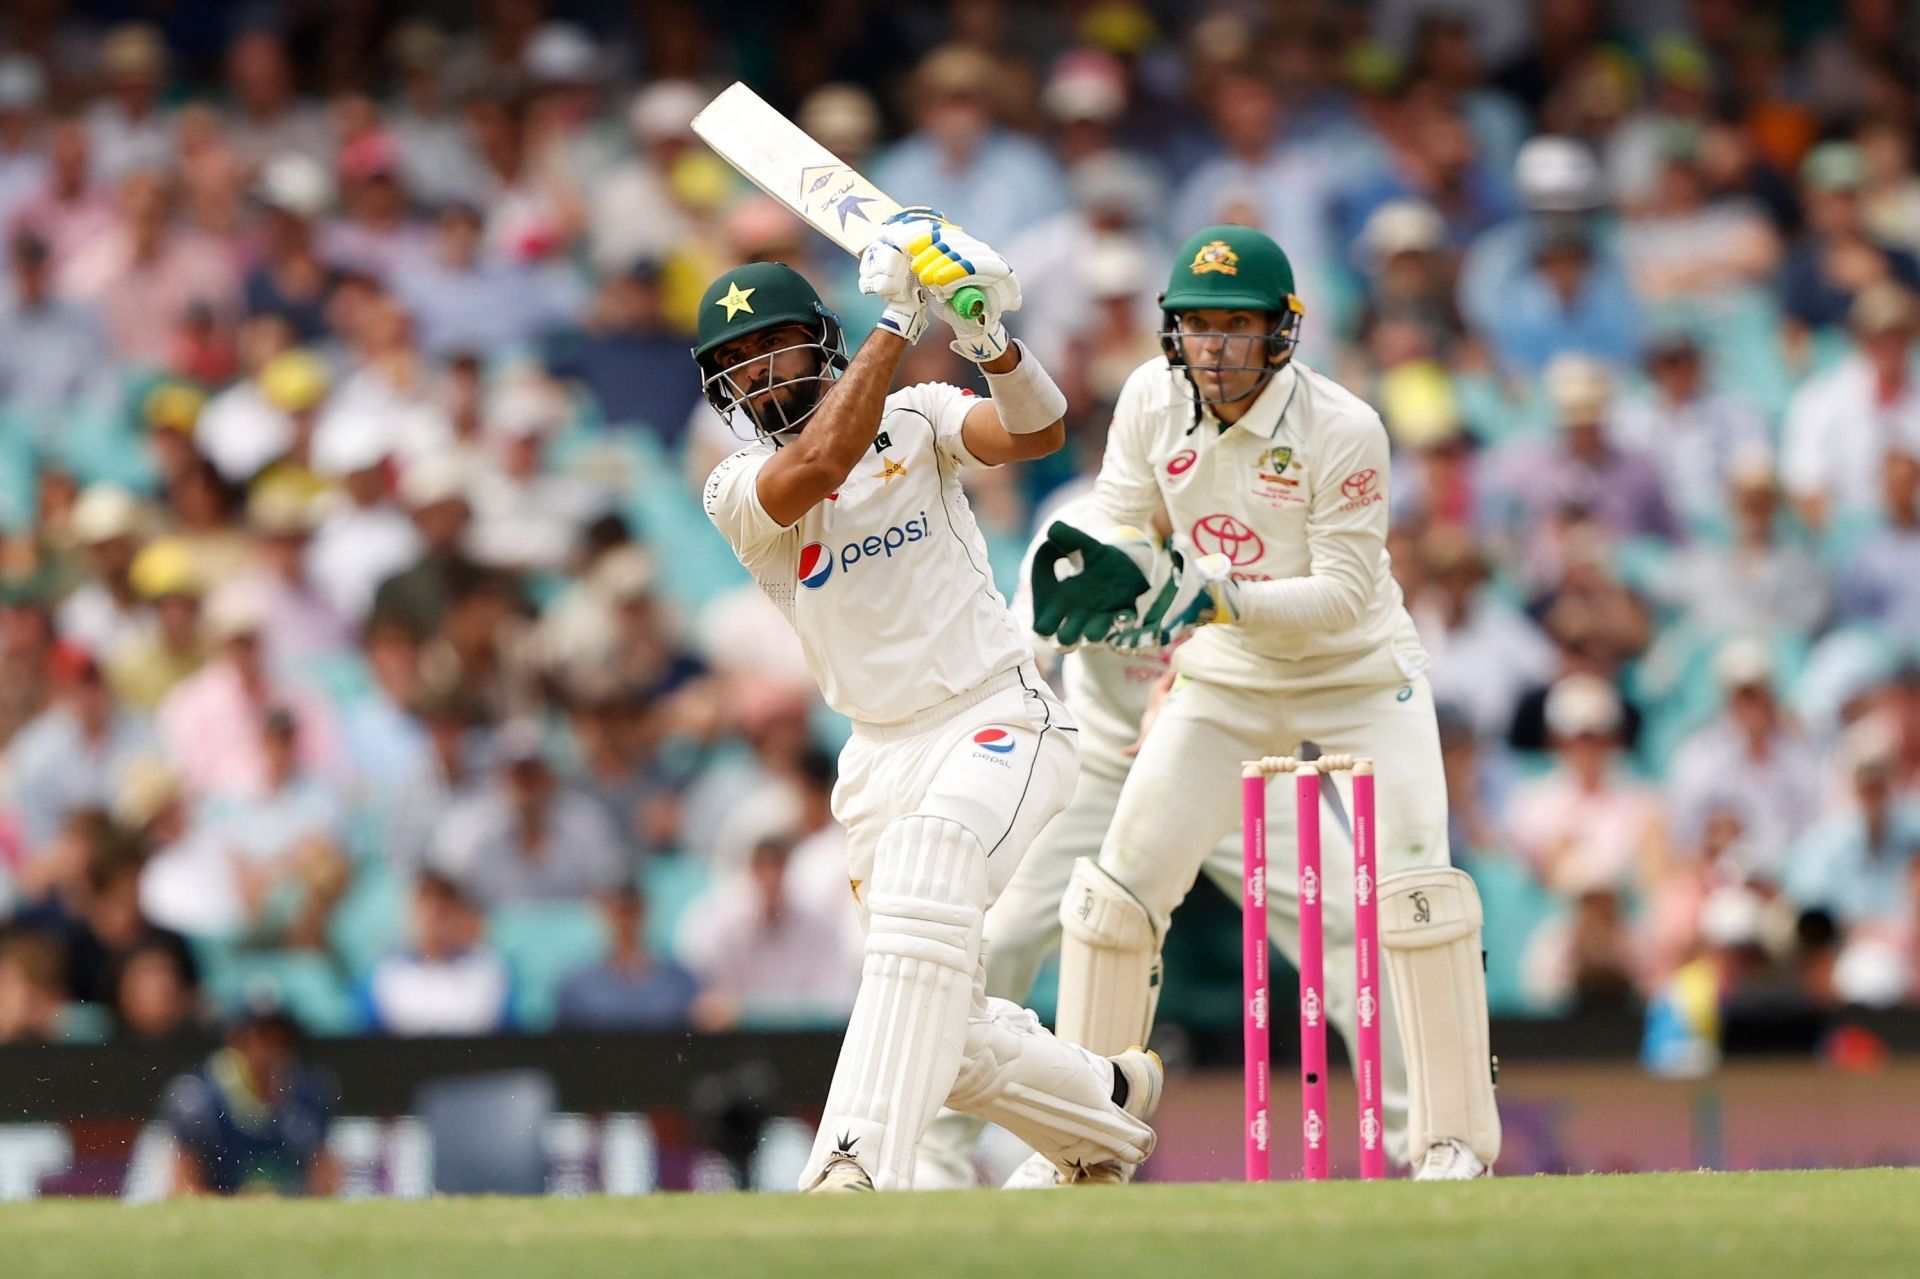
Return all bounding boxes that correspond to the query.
[874,457,908,483]
[716,281,756,320]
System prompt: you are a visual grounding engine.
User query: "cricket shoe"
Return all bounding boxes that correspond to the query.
[1411,1138,1489,1181]
[807,1151,875,1193]
[1066,1047,1165,1187]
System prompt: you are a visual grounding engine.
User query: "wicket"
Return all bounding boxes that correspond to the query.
[1240,754,1384,1182]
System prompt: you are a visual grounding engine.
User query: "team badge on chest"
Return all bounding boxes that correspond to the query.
[1252,444,1306,508]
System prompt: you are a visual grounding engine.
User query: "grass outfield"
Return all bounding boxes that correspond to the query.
[5,1169,1915,1278]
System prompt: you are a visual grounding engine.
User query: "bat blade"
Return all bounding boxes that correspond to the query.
[691,82,900,256]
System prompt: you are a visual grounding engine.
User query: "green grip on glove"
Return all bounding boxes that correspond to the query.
[1029,521,1150,647]
[951,285,986,321]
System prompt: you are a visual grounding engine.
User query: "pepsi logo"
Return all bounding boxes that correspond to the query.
[1167,449,1198,477]
[972,728,1017,754]
[797,542,834,589]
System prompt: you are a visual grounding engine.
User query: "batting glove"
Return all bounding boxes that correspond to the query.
[858,238,931,343]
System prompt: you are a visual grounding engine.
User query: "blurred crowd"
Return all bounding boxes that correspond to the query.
[0,1,1918,1069]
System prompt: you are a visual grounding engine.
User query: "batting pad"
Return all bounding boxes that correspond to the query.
[1056,858,1162,1056]
[946,995,1155,1175]
[803,814,987,1191]
[1378,867,1501,1167]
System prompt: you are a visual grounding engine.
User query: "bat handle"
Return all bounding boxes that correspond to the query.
[951,285,987,321]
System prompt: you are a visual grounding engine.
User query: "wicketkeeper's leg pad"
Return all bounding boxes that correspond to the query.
[1378,867,1501,1167]
[801,814,987,1191]
[1055,857,1162,1056]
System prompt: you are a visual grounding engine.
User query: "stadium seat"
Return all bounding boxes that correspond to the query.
[195,943,362,1036]
[488,900,611,1031]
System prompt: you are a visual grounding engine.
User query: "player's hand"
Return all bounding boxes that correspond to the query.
[874,213,1021,362]
[1029,520,1150,648]
[858,236,931,343]
[1107,540,1238,650]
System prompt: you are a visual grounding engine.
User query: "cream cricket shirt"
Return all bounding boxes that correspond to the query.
[703,381,1030,725]
[1089,357,1426,691]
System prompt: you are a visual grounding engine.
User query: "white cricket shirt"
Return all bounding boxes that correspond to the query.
[703,381,1030,725]
[1087,357,1425,691]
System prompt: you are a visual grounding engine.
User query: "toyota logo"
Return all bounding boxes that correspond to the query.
[1341,469,1379,500]
[1192,513,1265,566]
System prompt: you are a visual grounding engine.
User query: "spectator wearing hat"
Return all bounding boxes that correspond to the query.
[303,415,423,625]
[1649,447,1827,643]
[1780,142,1920,333]
[1610,330,1768,531]
[0,229,115,449]
[556,882,699,1030]
[370,455,477,638]
[325,130,433,283]
[466,376,610,574]
[363,871,512,1035]
[1856,117,1920,259]
[1493,353,1681,544]
[318,294,455,478]
[234,483,351,671]
[1615,128,1779,307]
[798,82,883,170]
[588,80,706,276]
[85,24,174,182]
[381,23,487,210]
[246,153,337,342]
[155,581,338,801]
[159,1001,339,1196]
[1507,673,1673,898]
[54,483,151,659]
[1459,136,1641,373]
[1785,720,1920,930]
[871,43,1068,249]
[0,55,49,230]
[193,318,309,485]
[5,644,154,851]
[1667,639,1823,883]
[428,720,626,909]
[107,537,209,710]
[161,452,254,587]
[1780,283,1920,531]
[1349,202,1474,393]
[1004,151,1165,377]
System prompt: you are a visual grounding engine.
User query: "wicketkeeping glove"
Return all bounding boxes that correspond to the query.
[1029,521,1150,648]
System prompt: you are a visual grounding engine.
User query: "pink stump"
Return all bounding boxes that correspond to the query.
[1353,766,1386,1180]
[1295,766,1328,1181]
[1241,768,1270,1182]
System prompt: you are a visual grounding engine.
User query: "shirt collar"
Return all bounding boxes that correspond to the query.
[1210,361,1301,441]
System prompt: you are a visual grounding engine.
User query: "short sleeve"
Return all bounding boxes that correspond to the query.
[703,447,784,548]
[896,381,992,470]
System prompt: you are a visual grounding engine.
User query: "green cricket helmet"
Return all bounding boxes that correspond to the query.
[1158,225,1305,406]
[692,261,848,437]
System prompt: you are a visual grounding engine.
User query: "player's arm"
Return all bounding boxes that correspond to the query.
[1222,412,1390,633]
[754,331,910,527]
[957,342,1066,464]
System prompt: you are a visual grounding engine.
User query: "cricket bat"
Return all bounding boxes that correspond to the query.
[691,82,986,319]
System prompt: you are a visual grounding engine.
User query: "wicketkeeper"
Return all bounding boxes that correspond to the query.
[982,226,1500,1182]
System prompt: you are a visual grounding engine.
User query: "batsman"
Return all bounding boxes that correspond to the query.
[1025,226,1500,1181]
[696,210,1161,1192]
